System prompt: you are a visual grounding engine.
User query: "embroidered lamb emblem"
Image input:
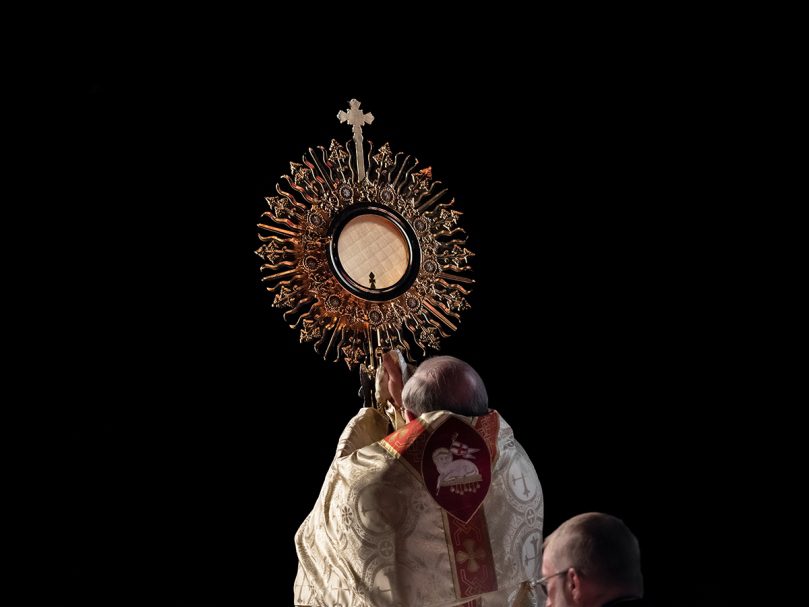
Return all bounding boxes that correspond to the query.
[432,433,483,496]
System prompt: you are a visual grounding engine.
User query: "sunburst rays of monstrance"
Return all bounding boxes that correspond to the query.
[256,99,474,395]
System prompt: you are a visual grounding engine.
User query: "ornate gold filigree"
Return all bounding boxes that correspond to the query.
[257,101,474,370]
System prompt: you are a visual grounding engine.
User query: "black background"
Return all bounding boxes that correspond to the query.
[57,56,739,606]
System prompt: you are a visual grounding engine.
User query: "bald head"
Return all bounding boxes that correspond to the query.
[544,513,643,596]
[401,356,488,417]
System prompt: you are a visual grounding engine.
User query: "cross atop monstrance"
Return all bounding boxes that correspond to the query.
[338,99,374,181]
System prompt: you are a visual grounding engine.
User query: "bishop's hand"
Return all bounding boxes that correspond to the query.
[379,349,407,410]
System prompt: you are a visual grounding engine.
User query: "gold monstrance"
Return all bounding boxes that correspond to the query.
[256,99,474,395]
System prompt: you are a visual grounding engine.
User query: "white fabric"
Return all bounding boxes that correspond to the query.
[294,408,543,606]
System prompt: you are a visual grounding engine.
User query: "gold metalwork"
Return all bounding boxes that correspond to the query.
[256,99,474,371]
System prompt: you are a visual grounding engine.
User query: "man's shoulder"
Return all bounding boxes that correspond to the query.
[335,407,392,458]
[603,597,656,607]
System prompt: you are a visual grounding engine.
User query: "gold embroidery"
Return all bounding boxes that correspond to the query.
[456,538,486,573]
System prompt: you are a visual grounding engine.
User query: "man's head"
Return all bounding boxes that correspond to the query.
[541,512,643,607]
[401,355,488,418]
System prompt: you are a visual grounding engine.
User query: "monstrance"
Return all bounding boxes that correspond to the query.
[256,99,474,397]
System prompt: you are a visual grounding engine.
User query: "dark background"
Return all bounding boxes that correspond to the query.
[53,59,739,606]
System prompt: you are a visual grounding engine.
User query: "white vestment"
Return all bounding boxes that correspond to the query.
[294,407,543,606]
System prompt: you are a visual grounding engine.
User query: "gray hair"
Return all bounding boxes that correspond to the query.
[544,512,643,595]
[401,356,488,417]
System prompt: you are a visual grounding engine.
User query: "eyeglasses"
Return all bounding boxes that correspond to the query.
[536,569,568,596]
